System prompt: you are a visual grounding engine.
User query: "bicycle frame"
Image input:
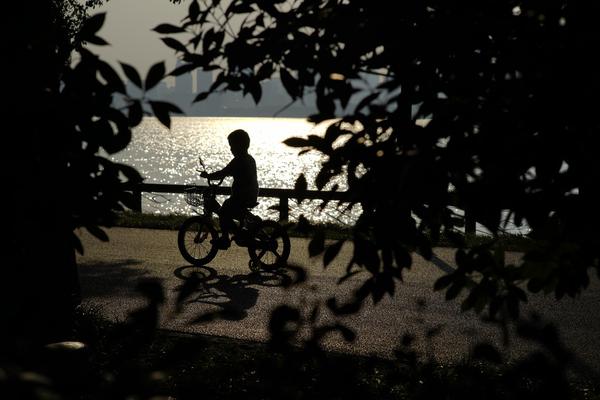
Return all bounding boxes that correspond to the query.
[196,178,261,236]
[179,166,290,269]
[200,185,220,217]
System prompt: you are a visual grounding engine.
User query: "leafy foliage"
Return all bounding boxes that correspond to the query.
[2,288,597,400]
[1,2,181,344]
[159,0,600,321]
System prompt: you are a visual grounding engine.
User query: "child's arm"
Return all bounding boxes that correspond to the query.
[201,160,234,180]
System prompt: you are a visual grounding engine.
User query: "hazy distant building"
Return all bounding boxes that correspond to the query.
[112,59,318,117]
[196,69,213,94]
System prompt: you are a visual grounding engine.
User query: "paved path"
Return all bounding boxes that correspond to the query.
[76,227,600,370]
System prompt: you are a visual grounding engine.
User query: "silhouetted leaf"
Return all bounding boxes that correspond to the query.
[280,68,299,99]
[317,95,335,116]
[294,174,307,202]
[86,225,109,242]
[86,35,109,46]
[162,37,188,53]
[212,31,225,49]
[336,324,356,342]
[283,137,310,148]
[118,163,144,183]
[295,214,312,234]
[128,100,143,127]
[269,305,300,348]
[98,61,125,93]
[315,168,333,191]
[418,239,433,260]
[445,281,463,300]
[229,2,254,13]
[394,247,412,269]
[193,91,210,102]
[326,297,362,315]
[243,77,262,103]
[188,0,200,21]
[80,13,105,39]
[149,101,183,129]
[145,61,166,91]
[120,62,142,89]
[372,281,385,304]
[257,63,274,80]
[282,264,307,287]
[355,239,380,272]
[153,23,186,34]
[354,92,380,113]
[337,269,361,284]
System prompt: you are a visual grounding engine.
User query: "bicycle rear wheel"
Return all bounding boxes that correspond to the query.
[178,216,218,266]
[247,220,290,269]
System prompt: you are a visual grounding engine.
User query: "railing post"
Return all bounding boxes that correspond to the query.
[119,184,348,218]
[465,209,475,236]
[279,196,289,223]
[132,187,142,212]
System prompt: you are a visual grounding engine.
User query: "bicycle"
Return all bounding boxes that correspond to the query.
[177,162,291,272]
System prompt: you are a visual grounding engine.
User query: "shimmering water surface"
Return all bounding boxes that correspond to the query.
[110,116,525,233]
[109,116,358,224]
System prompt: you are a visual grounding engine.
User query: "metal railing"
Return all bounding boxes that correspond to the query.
[127,183,350,223]
[127,183,476,234]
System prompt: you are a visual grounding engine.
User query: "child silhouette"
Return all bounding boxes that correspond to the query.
[200,129,259,249]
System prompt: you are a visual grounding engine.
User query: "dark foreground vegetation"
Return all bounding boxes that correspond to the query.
[3,1,600,399]
[2,304,598,400]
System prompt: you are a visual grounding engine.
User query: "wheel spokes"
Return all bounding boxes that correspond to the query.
[255,230,284,265]
[248,221,289,269]
[186,223,211,258]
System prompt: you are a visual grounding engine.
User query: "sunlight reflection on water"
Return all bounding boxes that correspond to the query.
[108,116,525,234]
[109,116,360,224]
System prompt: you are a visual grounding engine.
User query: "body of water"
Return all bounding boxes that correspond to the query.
[109,116,526,234]
[109,116,358,225]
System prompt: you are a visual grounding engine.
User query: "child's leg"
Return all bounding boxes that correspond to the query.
[217,198,236,240]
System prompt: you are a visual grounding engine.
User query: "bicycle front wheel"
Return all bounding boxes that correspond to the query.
[248,220,290,269]
[178,216,218,266]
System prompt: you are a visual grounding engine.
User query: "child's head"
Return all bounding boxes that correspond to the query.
[227,129,250,156]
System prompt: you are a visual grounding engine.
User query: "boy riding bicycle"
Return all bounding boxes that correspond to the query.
[200,129,259,249]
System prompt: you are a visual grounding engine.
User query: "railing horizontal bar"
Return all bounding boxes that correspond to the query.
[131,183,351,201]
[125,183,475,234]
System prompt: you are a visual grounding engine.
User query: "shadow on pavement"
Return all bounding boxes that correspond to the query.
[173,264,297,322]
[79,259,148,298]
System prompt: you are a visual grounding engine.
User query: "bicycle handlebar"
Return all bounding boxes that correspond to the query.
[195,168,224,187]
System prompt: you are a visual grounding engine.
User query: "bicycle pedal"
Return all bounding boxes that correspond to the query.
[210,237,230,249]
[233,236,248,246]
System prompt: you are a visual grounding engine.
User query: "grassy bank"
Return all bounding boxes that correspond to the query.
[112,211,353,239]
[112,211,532,250]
